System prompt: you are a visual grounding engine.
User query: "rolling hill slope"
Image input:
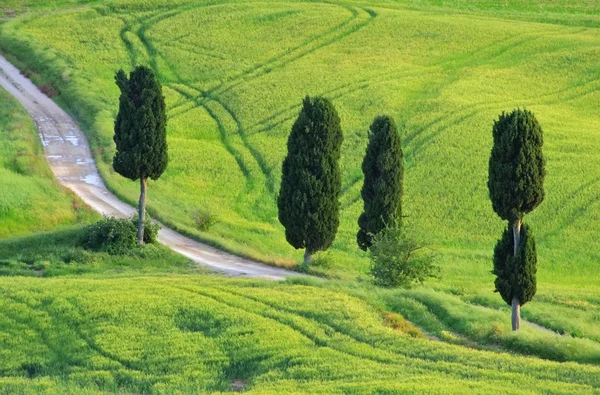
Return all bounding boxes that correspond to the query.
[1,0,598,279]
[0,1,599,392]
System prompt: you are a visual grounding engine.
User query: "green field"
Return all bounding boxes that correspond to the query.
[1,228,600,394]
[0,86,94,238]
[1,0,599,392]
[2,277,600,394]
[2,0,599,277]
[2,230,600,393]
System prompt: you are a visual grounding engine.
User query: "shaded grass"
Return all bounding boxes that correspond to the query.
[0,226,199,277]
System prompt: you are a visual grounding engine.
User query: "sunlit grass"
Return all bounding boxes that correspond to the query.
[0,2,599,389]
[1,270,600,393]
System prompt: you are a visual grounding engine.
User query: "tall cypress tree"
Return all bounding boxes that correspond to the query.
[357,115,404,251]
[114,66,168,245]
[488,109,545,330]
[278,96,343,266]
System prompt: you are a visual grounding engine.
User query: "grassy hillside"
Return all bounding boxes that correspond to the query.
[0,228,599,393]
[0,226,196,277]
[1,0,599,278]
[0,2,599,390]
[0,86,94,237]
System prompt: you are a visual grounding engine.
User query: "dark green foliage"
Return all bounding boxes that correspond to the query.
[82,215,160,254]
[82,217,136,255]
[488,109,545,223]
[357,115,404,251]
[113,66,168,181]
[492,223,537,306]
[369,224,439,288]
[277,96,343,256]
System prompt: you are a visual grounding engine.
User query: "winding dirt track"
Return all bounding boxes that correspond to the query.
[0,55,299,280]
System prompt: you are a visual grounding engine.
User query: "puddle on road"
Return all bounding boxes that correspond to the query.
[81,173,103,187]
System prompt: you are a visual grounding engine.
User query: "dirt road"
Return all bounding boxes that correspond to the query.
[0,54,299,280]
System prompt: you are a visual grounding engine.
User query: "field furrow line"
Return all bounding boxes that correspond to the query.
[0,291,143,373]
[204,92,276,194]
[152,3,363,114]
[167,284,423,368]
[167,84,255,192]
[206,6,371,96]
[206,285,600,388]
[406,74,600,158]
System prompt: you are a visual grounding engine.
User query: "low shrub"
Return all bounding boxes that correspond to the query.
[82,216,136,254]
[82,214,160,254]
[192,209,218,232]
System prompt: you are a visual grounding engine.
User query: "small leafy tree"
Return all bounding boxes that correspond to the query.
[369,223,438,288]
[278,96,343,267]
[488,109,545,330]
[114,66,168,245]
[357,115,404,251]
[492,224,537,314]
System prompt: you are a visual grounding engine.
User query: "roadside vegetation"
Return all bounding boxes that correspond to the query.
[0,86,95,238]
[0,224,192,277]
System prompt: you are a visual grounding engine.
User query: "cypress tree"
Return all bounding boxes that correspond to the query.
[357,115,404,251]
[488,109,545,330]
[113,66,168,245]
[278,96,343,266]
[492,223,537,319]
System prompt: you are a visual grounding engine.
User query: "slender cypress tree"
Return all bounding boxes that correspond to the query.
[488,109,545,330]
[278,96,343,266]
[357,115,404,251]
[113,66,168,245]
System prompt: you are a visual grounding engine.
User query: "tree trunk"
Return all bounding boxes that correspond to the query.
[137,177,147,245]
[511,218,522,331]
[511,296,521,331]
[512,218,522,256]
[303,249,312,267]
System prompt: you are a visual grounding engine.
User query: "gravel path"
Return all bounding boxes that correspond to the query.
[0,55,299,280]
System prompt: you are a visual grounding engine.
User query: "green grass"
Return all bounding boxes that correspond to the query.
[1,231,600,393]
[1,0,599,279]
[1,270,600,393]
[0,86,95,238]
[0,1,599,391]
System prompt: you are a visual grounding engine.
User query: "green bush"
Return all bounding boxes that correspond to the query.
[192,209,218,232]
[369,224,439,288]
[82,215,160,254]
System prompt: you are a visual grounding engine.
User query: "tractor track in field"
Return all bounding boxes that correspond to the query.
[118,2,377,199]
[168,283,589,385]
[0,291,143,373]
[169,284,409,365]
[0,54,299,280]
